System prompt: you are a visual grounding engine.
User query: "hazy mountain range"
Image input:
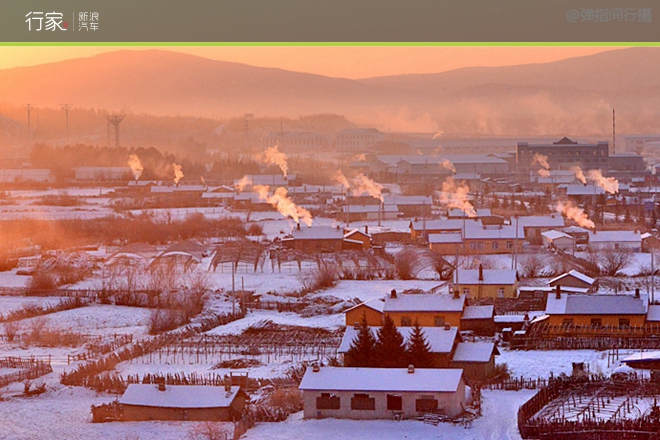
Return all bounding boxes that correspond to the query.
[1,47,660,136]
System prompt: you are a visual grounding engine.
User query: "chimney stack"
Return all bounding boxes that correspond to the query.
[478,264,484,282]
[156,378,166,392]
[312,363,321,373]
[391,289,397,299]
[408,364,415,374]
[444,323,451,331]
[453,289,460,299]
[297,222,301,231]
[635,288,640,298]
[555,285,561,300]
[365,225,368,235]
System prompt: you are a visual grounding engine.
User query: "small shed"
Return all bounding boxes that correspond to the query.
[118,384,246,422]
[450,342,500,382]
[460,305,495,335]
[548,270,596,293]
[299,366,467,420]
[541,230,575,252]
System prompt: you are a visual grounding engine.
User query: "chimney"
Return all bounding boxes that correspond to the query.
[555,285,561,300]
[391,289,397,299]
[364,225,368,235]
[478,264,484,282]
[224,383,231,392]
[635,288,640,299]
[444,323,451,331]
[453,289,460,299]
[408,364,415,374]
[156,378,166,392]
[297,223,301,231]
[312,363,321,373]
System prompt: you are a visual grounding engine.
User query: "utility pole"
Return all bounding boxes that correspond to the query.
[61,103,73,144]
[23,104,34,141]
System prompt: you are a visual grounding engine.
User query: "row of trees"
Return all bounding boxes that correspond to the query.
[346,315,434,368]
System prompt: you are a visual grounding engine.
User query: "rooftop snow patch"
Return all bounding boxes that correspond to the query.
[461,305,495,320]
[428,233,463,244]
[452,342,498,363]
[548,270,595,286]
[343,298,385,315]
[384,294,466,313]
[292,226,344,240]
[545,294,648,315]
[119,384,241,408]
[299,367,463,393]
[588,230,641,243]
[541,230,573,241]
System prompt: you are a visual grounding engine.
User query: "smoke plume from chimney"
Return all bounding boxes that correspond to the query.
[439,177,476,217]
[255,185,313,226]
[259,145,288,177]
[127,154,143,181]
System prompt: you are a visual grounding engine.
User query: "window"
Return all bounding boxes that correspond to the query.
[470,242,478,250]
[590,318,602,328]
[416,395,438,412]
[387,394,402,411]
[434,316,445,327]
[316,393,340,410]
[462,288,470,296]
[619,318,630,329]
[492,241,499,250]
[400,316,412,326]
[351,393,375,410]
[506,241,514,249]
[497,288,505,298]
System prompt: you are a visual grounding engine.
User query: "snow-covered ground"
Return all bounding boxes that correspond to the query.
[0,296,61,315]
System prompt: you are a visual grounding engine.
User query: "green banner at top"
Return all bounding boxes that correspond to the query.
[1,0,659,43]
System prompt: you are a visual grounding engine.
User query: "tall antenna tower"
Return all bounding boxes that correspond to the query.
[612,108,616,155]
[61,103,73,144]
[105,114,126,148]
[22,104,34,140]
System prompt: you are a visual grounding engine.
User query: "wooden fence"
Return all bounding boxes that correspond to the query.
[0,356,53,388]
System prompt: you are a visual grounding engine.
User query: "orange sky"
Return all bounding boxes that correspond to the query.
[0,46,622,78]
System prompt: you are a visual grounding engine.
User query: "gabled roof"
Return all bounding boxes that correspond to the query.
[344,229,372,239]
[519,286,589,294]
[410,218,482,231]
[338,326,458,354]
[454,269,517,285]
[518,215,565,230]
[384,293,466,313]
[343,298,385,315]
[119,384,241,408]
[464,223,517,240]
[428,233,463,244]
[452,342,499,363]
[545,294,648,315]
[548,270,595,286]
[588,230,641,243]
[292,226,344,240]
[299,367,463,393]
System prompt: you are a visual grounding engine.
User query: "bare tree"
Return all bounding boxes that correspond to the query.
[599,250,634,277]
[4,320,21,342]
[186,421,229,440]
[519,254,548,278]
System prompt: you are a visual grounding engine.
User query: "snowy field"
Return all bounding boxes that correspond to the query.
[0,296,61,315]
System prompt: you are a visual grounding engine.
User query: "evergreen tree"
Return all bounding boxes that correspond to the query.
[345,314,377,367]
[374,315,407,368]
[406,321,434,368]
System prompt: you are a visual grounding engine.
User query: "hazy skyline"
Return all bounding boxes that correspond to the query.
[0,46,622,78]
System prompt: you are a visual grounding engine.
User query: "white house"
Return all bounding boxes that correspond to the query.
[587,230,641,252]
[299,366,467,420]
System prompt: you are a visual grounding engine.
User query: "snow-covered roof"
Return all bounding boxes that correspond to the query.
[343,298,385,315]
[410,218,482,231]
[454,269,517,285]
[292,226,344,240]
[201,192,235,199]
[564,184,606,196]
[588,230,641,243]
[545,294,648,315]
[383,195,433,206]
[342,205,399,214]
[299,367,463,393]
[541,230,573,241]
[622,351,660,363]
[647,305,660,322]
[156,240,205,262]
[119,384,241,408]
[461,305,494,320]
[338,326,458,354]
[452,342,498,363]
[464,223,518,240]
[519,286,590,294]
[517,216,565,237]
[384,293,466,313]
[563,226,590,234]
[447,208,492,218]
[548,270,595,286]
[428,233,463,244]
[344,229,372,239]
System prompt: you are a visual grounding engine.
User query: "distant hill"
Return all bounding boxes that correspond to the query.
[2,48,660,136]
